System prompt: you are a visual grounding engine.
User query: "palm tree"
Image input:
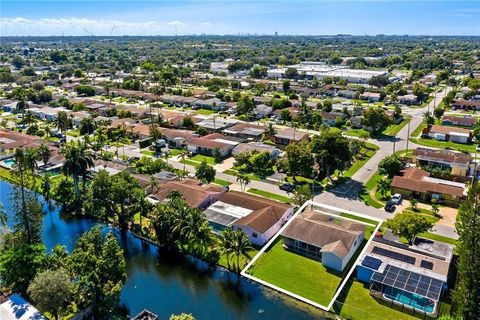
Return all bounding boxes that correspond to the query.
[61,141,94,197]
[179,148,189,177]
[38,144,51,171]
[15,95,29,120]
[217,227,235,269]
[0,203,7,228]
[95,126,108,155]
[131,189,151,235]
[79,116,96,135]
[149,175,158,194]
[56,111,70,133]
[230,230,252,277]
[44,124,51,138]
[377,178,391,199]
[22,110,36,127]
[235,172,251,192]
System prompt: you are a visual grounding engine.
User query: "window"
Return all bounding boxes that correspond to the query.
[252,232,258,238]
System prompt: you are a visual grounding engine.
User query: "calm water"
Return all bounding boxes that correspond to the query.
[0,180,324,319]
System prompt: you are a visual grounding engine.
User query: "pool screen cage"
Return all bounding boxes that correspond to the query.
[369,265,442,315]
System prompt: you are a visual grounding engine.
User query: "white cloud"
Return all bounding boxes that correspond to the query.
[0,17,199,36]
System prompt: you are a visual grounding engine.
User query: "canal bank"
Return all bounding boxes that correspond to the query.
[0,179,328,319]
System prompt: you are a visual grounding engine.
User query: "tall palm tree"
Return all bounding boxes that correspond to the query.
[56,111,70,133]
[230,230,253,276]
[217,227,235,269]
[377,178,391,199]
[235,172,251,192]
[179,148,189,177]
[149,175,158,194]
[22,110,36,127]
[79,116,96,135]
[61,141,94,196]
[38,144,51,171]
[15,94,29,120]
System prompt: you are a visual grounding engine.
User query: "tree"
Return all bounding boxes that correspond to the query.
[235,172,251,192]
[409,198,418,211]
[310,128,352,181]
[284,68,298,79]
[12,55,26,69]
[377,178,391,198]
[38,144,51,170]
[452,185,480,319]
[56,111,71,133]
[385,212,433,244]
[0,244,46,294]
[291,184,312,205]
[282,79,290,93]
[28,269,72,320]
[279,108,292,122]
[195,160,216,184]
[433,107,445,122]
[284,140,314,178]
[431,203,440,217]
[75,85,96,96]
[378,155,404,178]
[217,228,235,269]
[236,95,255,115]
[413,83,428,101]
[61,141,94,197]
[229,230,252,275]
[423,111,435,125]
[368,75,390,88]
[79,116,96,135]
[361,108,392,135]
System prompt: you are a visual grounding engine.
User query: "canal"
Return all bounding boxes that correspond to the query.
[0,180,325,319]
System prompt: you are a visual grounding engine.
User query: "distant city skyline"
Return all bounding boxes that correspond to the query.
[1,1,479,37]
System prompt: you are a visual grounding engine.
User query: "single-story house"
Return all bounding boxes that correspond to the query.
[360,92,381,102]
[159,128,196,148]
[337,90,356,99]
[91,159,128,176]
[441,115,477,128]
[222,123,265,141]
[150,179,227,209]
[194,98,227,111]
[232,142,281,159]
[391,167,466,206]
[273,107,300,119]
[413,148,472,177]
[274,128,309,145]
[186,133,241,157]
[398,94,420,105]
[204,191,295,246]
[451,99,480,111]
[282,210,365,272]
[426,125,471,144]
[321,111,344,127]
[357,236,453,316]
[254,104,273,118]
[195,117,238,132]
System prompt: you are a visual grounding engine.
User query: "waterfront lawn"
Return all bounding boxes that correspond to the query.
[248,239,343,306]
[218,246,259,272]
[335,280,423,320]
[410,138,477,153]
[247,188,291,203]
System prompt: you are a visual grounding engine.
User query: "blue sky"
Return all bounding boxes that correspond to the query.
[1,1,479,36]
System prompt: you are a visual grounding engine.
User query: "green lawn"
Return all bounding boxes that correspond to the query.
[180,159,201,168]
[343,147,377,179]
[344,128,370,138]
[359,171,385,209]
[248,239,343,306]
[218,247,259,272]
[410,138,477,153]
[194,109,217,115]
[335,280,423,320]
[65,129,80,137]
[418,233,458,246]
[223,169,262,181]
[191,154,217,165]
[410,121,427,138]
[169,149,182,156]
[339,213,379,226]
[384,118,411,136]
[247,188,291,203]
[141,150,155,156]
[214,178,231,187]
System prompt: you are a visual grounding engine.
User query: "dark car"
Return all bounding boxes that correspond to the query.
[279,183,295,193]
[384,201,396,213]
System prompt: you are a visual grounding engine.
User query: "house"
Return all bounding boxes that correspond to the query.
[391,167,466,206]
[357,236,453,316]
[129,124,151,140]
[426,125,471,144]
[194,98,227,111]
[150,179,227,209]
[232,142,281,159]
[159,128,196,148]
[195,117,238,132]
[321,111,344,127]
[0,294,47,320]
[186,133,241,157]
[273,107,300,119]
[0,129,42,152]
[413,148,472,177]
[204,191,295,246]
[398,94,420,105]
[337,90,356,99]
[222,123,265,141]
[91,159,128,176]
[274,128,309,145]
[254,104,273,118]
[451,99,480,111]
[441,115,477,128]
[0,99,16,112]
[281,210,365,272]
[360,92,381,102]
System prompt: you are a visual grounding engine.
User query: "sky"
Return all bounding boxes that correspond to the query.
[1,0,479,36]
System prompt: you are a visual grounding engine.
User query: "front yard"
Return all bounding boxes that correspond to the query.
[247,188,291,203]
[410,137,477,153]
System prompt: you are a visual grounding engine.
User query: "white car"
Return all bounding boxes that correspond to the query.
[390,194,402,205]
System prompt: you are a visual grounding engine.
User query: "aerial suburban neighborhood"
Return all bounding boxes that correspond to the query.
[0,1,479,320]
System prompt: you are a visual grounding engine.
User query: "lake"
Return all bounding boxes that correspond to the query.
[0,179,325,319]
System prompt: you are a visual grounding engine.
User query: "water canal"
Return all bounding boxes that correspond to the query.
[0,180,326,319]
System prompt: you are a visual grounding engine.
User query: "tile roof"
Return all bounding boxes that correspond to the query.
[429,125,471,135]
[413,147,471,166]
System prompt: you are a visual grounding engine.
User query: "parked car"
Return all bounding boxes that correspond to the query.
[476,145,480,152]
[279,183,295,193]
[384,201,396,213]
[390,193,402,205]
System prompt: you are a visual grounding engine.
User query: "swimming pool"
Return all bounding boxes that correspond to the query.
[0,158,15,168]
[384,287,435,314]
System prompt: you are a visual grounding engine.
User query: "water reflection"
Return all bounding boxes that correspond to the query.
[0,180,327,319]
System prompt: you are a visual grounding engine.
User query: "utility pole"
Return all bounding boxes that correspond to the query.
[393,136,396,155]
[405,119,411,156]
